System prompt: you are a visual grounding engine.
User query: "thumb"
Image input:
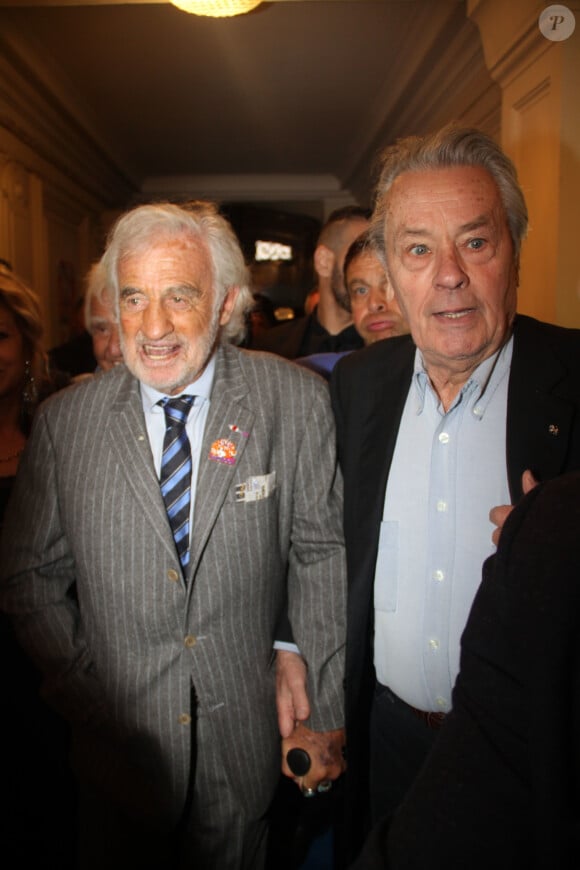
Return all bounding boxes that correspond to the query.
[521,469,539,496]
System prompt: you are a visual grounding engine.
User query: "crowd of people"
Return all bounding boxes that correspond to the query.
[0,124,579,870]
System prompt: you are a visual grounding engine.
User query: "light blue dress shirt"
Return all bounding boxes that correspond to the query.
[139,355,216,524]
[374,338,513,713]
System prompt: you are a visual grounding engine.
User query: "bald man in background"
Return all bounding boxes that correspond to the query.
[252,206,370,359]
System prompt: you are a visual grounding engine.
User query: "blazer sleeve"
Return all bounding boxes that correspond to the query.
[0,407,106,726]
[285,378,347,732]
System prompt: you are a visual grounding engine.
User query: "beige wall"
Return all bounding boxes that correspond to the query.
[0,29,135,347]
[556,37,580,326]
[505,46,562,325]
[0,139,115,347]
[469,0,580,328]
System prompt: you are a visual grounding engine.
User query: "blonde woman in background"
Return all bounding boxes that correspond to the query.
[0,262,51,521]
[0,260,76,865]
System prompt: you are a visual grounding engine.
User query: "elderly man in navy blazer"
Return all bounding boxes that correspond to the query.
[0,202,346,869]
[327,124,580,864]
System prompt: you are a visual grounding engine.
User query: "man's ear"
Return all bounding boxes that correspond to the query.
[219,286,239,326]
[314,244,335,280]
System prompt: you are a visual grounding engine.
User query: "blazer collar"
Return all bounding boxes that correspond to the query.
[105,366,178,564]
[507,315,575,500]
[343,340,414,589]
[189,345,254,577]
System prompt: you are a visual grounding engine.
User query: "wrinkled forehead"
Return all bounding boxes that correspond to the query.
[118,227,205,261]
[116,232,213,284]
[345,249,384,279]
[383,165,506,228]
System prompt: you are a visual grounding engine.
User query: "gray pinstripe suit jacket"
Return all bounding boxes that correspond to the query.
[0,343,346,828]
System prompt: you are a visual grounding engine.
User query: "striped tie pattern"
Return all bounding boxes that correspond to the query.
[159,395,195,572]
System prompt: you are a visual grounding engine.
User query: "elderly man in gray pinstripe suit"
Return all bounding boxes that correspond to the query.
[0,202,346,869]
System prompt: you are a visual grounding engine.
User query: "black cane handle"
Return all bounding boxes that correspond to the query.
[286,747,311,776]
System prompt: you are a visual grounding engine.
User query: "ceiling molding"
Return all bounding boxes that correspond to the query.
[345,3,500,200]
[140,172,358,206]
[468,0,553,88]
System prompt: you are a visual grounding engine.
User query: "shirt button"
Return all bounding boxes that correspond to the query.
[473,406,483,417]
[436,500,447,512]
[429,638,439,650]
[167,569,179,582]
[435,696,448,710]
[178,713,191,726]
[433,569,445,582]
[438,432,449,444]
[184,635,197,648]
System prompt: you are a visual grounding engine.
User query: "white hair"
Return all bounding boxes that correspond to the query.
[101,200,253,345]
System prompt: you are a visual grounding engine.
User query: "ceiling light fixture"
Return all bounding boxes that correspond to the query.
[170,0,262,17]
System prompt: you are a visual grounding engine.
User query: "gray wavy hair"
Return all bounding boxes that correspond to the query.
[371,123,528,260]
[102,200,253,345]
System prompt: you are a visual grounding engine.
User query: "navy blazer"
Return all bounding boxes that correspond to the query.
[330,314,580,860]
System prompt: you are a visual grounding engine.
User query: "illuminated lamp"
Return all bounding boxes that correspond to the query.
[170,0,262,17]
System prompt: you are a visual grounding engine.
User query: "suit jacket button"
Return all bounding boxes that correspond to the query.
[167,569,179,582]
[178,713,191,726]
[184,635,197,648]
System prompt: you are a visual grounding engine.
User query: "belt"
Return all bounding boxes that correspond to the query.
[408,706,446,729]
[377,683,447,730]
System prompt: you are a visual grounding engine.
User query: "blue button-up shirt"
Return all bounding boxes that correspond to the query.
[374,338,513,712]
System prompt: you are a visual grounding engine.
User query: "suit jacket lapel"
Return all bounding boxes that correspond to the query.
[354,342,413,541]
[188,345,253,579]
[507,316,576,500]
[107,369,177,564]
[341,342,414,643]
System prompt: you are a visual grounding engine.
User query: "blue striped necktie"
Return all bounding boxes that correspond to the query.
[159,395,195,572]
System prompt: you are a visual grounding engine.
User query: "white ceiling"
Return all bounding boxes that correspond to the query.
[0,0,497,210]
